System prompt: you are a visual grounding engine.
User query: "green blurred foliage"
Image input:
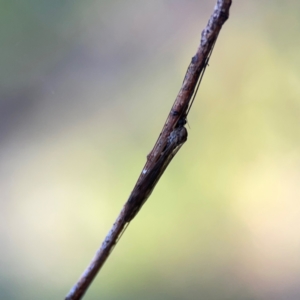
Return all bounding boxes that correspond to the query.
[1,1,300,300]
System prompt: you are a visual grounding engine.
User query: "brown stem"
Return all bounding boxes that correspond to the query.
[65,1,232,299]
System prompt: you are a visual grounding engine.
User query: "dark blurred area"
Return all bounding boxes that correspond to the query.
[1,1,300,299]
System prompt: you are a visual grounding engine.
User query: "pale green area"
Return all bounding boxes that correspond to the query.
[1,1,300,300]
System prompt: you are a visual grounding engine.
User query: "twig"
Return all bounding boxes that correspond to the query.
[65,1,232,299]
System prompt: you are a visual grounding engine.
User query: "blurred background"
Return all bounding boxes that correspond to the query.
[1,1,300,299]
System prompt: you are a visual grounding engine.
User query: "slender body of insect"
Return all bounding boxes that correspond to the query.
[124,125,187,222]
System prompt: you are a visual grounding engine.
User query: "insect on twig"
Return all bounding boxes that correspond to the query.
[65,1,232,299]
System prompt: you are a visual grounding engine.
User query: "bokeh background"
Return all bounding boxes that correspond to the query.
[1,1,300,299]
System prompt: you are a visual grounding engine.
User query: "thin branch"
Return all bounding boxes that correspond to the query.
[65,1,232,299]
